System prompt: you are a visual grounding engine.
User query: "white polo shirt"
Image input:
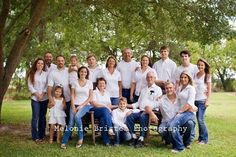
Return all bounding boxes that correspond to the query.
[28,71,48,101]
[132,83,162,111]
[48,67,71,102]
[177,84,196,110]
[152,58,177,83]
[93,88,111,107]
[159,95,178,122]
[88,66,101,83]
[132,66,157,96]
[99,68,121,98]
[175,63,198,82]
[112,108,131,128]
[72,80,93,105]
[194,74,211,101]
[117,60,139,89]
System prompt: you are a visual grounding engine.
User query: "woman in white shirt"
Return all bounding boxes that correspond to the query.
[194,58,211,144]
[90,77,115,146]
[61,66,93,149]
[100,56,122,105]
[27,58,48,142]
[130,55,156,103]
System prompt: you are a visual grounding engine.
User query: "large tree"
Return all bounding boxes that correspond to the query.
[0,0,47,122]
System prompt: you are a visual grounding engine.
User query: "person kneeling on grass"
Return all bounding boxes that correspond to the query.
[48,85,66,144]
[126,71,162,148]
[112,97,132,146]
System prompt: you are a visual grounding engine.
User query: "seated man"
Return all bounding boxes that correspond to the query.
[126,71,162,148]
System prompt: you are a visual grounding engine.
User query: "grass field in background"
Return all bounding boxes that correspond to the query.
[0,92,236,157]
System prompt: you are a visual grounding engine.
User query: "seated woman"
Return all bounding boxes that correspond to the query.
[90,77,115,146]
[61,66,93,149]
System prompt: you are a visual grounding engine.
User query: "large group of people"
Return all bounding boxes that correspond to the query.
[27,46,211,153]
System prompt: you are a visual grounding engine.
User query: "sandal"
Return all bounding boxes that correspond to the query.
[49,139,53,144]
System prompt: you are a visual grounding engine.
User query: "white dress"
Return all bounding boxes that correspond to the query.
[48,98,66,126]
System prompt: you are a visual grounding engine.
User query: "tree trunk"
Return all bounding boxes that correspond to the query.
[0,0,48,123]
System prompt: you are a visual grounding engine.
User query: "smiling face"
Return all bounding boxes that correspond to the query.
[141,56,149,67]
[122,48,132,62]
[70,57,77,66]
[87,56,97,67]
[197,60,206,72]
[180,53,190,65]
[44,53,53,65]
[146,71,155,86]
[107,57,116,68]
[54,87,62,98]
[180,73,190,86]
[79,67,88,79]
[160,49,169,60]
[165,83,175,96]
[97,80,106,91]
[36,60,44,71]
[56,56,65,69]
[119,100,127,111]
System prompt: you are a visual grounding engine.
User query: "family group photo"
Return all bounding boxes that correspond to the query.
[0,1,236,157]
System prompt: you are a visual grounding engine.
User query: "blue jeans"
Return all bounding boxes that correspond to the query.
[133,95,139,103]
[169,112,195,151]
[114,125,131,144]
[158,120,172,144]
[90,107,113,144]
[61,105,78,144]
[122,88,133,104]
[126,112,149,138]
[110,97,119,106]
[75,105,93,141]
[31,99,48,140]
[65,101,71,125]
[195,100,208,143]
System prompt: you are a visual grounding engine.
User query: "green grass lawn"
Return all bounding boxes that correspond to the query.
[0,92,236,157]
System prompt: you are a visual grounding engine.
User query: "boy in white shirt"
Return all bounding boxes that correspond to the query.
[112,97,132,146]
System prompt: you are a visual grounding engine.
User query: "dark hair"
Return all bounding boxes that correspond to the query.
[44,51,53,58]
[27,58,46,85]
[105,55,117,68]
[160,46,169,52]
[140,55,152,67]
[86,54,97,61]
[56,55,65,60]
[54,85,64,98]
[180,50,191,57]
[197,58,211,84]
[96,77,107,85]
[78,66,89,79]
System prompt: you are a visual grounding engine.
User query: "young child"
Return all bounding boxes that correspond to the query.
[48,85,66,144]
[112,97,132,146]
[69,54,80,85]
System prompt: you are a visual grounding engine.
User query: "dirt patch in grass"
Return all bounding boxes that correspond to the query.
[0,124,30,136]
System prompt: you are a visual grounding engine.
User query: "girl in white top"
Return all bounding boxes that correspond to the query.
[112,97,132,145]
[68,55,80,85]
[194,58,211,144]
[130,55,157,102]
[86,54,101,89]
[48,85,66,144]
[27,58,48,142]
[99,55,122,105]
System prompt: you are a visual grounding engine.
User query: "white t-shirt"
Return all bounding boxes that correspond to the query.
[93,88,111,107]
[177,84,196,111]
[48,68,70,102]
[88,66,101,83]
[132,83,162,111]
[194,74,211,100]
[175,63,198,82]
[132,66,157,96]
[28,71,48,101]
[72,80,93,105]
[159,95,178,122]
[152,58,177,83]
[112,108,131,128]
[117,60,139,89]
[99,68,121,97]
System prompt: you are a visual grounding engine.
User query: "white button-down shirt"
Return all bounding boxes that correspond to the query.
[177,84,196,110]
[28,71,48,101]
[152,58,177,83]
[112,108,131,128]
[132,83,162,112]
[48,67,71,102]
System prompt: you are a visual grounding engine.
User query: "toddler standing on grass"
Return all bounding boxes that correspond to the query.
[48,85,66,144]
[112,97,132,146]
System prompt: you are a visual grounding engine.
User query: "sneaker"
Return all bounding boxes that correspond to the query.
[198,141,207,145]
[114,143,120,147]
[105,143,111,147]
[60,144,67,149]
[171,149,184,153]
[185,145,191,149]
[128,138,137,146]
[135,140,144,148]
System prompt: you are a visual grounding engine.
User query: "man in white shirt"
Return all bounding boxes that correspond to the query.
[44,51,57,73]
[117,48,139,103]
[126,71,162,148]
[152,46,177,93]
[175,50,198,88]
[48,55,71,125]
